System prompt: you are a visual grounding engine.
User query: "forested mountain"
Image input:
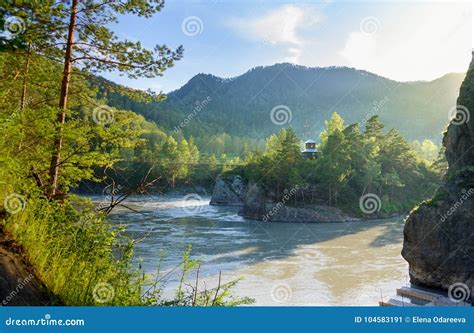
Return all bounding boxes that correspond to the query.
[106,63,465,147]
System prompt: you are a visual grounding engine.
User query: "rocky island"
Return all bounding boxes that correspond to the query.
[210,174,360,223]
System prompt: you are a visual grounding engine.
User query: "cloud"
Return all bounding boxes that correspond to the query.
[339,3,472,81]
[339,32,376,67]
[229,5,321,63]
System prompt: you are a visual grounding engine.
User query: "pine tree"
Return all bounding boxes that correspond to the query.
[364,115,384,139]
[4,1,183,197]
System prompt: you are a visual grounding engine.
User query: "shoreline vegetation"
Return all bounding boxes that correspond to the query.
[208,115,444,223]
[0,196,254,306]
[0,1,460,306]
[0,1,251,306]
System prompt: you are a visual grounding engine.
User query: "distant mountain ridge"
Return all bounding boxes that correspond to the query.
[106,63,465,142]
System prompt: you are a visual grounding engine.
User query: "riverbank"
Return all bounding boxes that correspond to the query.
[0,222,53,305]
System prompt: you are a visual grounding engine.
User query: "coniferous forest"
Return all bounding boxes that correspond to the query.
[0,0,471,310]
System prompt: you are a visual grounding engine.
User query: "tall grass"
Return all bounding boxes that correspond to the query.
[2,194,253,306]
[2,194,143,305]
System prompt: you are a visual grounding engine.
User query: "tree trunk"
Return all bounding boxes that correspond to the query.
[48,0,78,198]
[20,43,31,110]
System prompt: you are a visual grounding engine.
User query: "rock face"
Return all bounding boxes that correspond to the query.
[402,61,474,292]
[443,63,474,172]
[209,174,247,206]
[239,183,267,219]
[0,225,52,305]
[240,183,359,223]
[210,177,359,222]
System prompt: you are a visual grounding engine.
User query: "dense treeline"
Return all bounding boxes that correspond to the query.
[98,76,266,157]
[0,1,249,305]
[237,113,445,214]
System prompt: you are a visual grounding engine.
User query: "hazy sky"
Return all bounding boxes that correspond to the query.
[105,0,473,93]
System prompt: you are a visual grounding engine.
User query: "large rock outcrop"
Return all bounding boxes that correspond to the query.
[239,183,359,223]
[209,174,247,206]
[402,61,474,291]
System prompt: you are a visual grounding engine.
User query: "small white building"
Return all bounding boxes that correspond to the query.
[302,139,320,159]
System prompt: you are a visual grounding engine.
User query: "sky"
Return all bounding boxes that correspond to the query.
[104,0,474,93]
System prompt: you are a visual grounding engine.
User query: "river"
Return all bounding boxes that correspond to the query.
[106,194,408,306]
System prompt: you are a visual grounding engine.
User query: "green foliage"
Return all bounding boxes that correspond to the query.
[241,113,443,214]
[411,139,439,164]
[0,1,250,306]
[2,194,142,305]
[242,128,304,200]
[2,0,183,79]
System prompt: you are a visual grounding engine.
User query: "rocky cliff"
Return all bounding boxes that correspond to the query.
[209,174,247,206]
[402,61,474,292]
[211,176,359,223]
[240,183,359,222]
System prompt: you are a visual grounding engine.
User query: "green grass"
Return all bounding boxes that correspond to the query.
[1,194,253,306]
[2,195,143,305]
